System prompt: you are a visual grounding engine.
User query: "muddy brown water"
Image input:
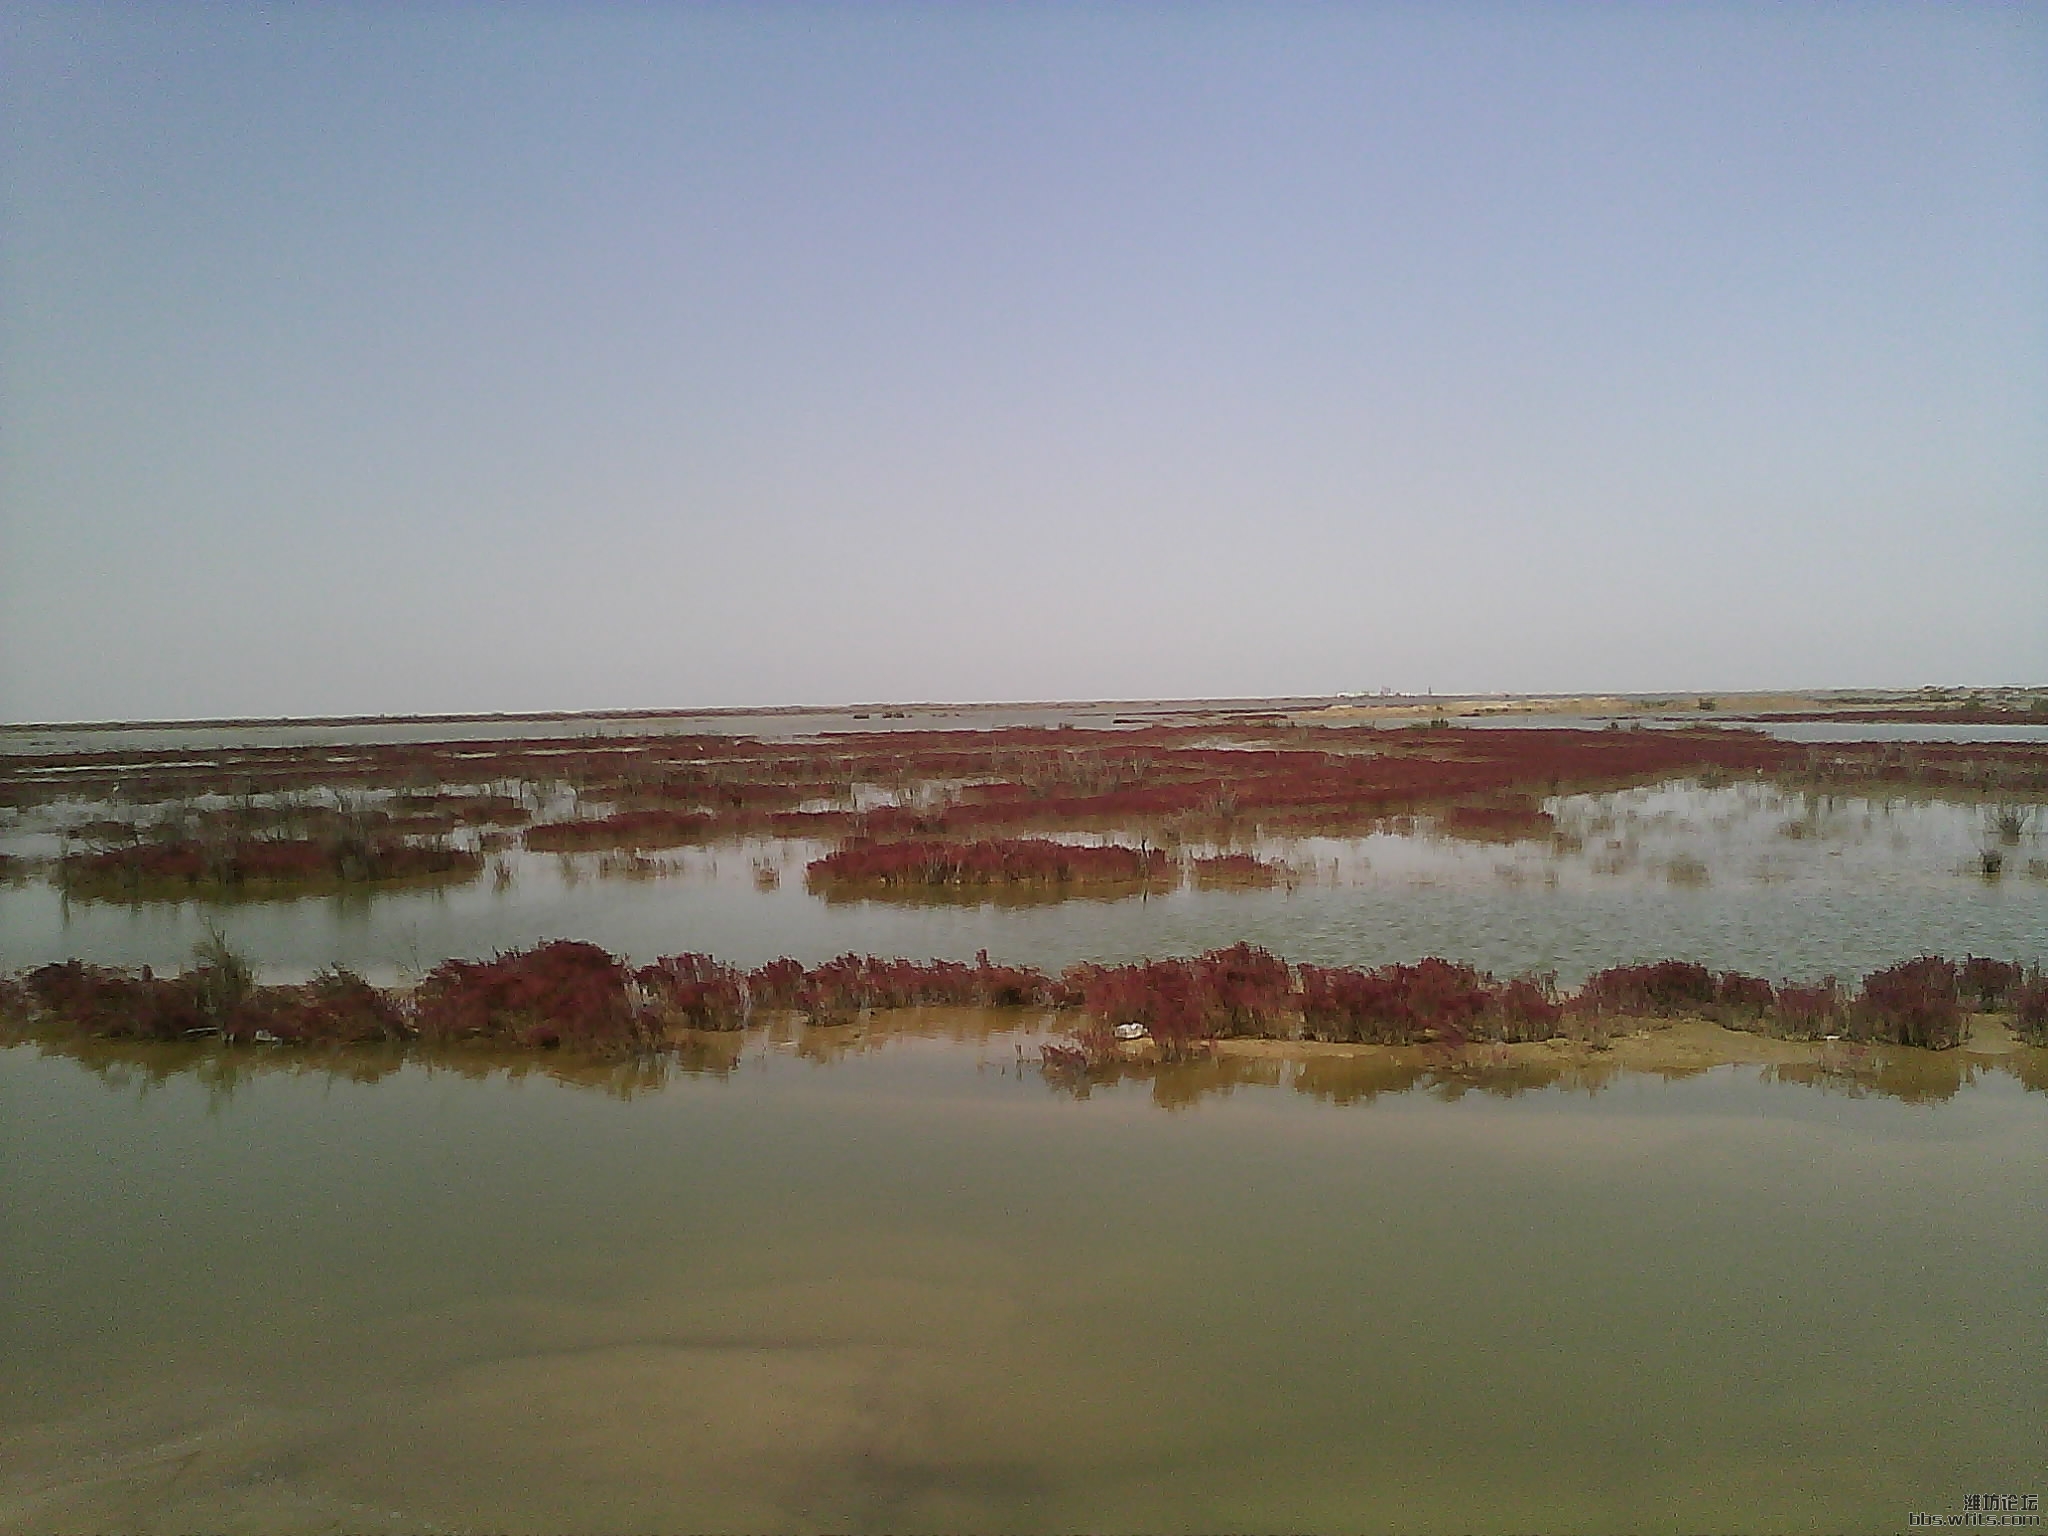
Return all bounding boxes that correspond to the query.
[3,1021,2042,1534]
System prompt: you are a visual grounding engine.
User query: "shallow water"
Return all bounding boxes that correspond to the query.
[4,781,2042,984]
[3,1031,2041,1534]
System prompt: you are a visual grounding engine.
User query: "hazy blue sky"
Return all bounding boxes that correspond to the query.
[4,3,2043,721]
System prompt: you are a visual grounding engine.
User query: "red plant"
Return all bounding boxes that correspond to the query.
[225,968,409,1045]
[1075,960,1208,1057]
[23,961,207,1040]
[60,835,478,895]
[1713,971,1777,1016]
[1296,959,1494,1046]
[2012,973,2048,1046]
[415,941,649,1051]
[1771,980,1844,1039]
[1577,961,1718,1016]
[1190,944,1296,1036]
[1854,957,1964,1050]
[745,957,807,1011]
[1487,975,1564,1042]
[637,953,749,1031]
[1959,956,2023,1011]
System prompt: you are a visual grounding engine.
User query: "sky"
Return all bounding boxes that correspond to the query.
[3,3,2044,722]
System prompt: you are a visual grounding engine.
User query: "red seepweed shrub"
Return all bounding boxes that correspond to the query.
[2012,972,2048,1047]
[415,940,650,1051]
[24,960,208,1040]
[1853,957,1965,1050]
[1959,956,2023,1012]
[637,952,750,1031]
[1486,975,1564,1042]
[1713,971,1777,1017]
[1771,980,1845,1039]
[1576,961,1718,1017]
[225,968,408,1045]
[1294,958,1497,1046]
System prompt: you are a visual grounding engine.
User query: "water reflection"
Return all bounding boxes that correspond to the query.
[19,1035,746,1104]
[1764,1042,1987,1104]
[18,1025,2044,1109]
[5,1018,2043,1534]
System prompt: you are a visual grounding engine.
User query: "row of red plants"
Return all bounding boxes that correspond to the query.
[8,942,2044,1057]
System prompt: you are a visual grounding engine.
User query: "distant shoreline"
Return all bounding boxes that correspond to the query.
[7,686,2045,735]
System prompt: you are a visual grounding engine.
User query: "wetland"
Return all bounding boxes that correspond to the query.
[4,696,2045,1533]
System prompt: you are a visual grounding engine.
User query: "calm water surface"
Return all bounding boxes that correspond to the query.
[3,1030,2042,1534]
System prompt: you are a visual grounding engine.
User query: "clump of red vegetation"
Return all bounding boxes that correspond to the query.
[1295,958,1498,1046]
[1769,980,1846,1040]
[1069,945,1298,1054]
[22,960,212,1039]
[634,952,751,1031]
[1851,956,1965,1050]
[1575,961,1721,1017]
[783,950,1067,1023]
[415,940,653,1051]
[227,968,409,1044]
[1960,956,2024,1012]
[524,810,713,852]
[2013,972,2048,1047]
[805,838,1176,895]
[19,956,402,1044]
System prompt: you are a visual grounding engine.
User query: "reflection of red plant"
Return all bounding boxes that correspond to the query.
[807,838,1174,890]
[525,810,712,851]
[1190,853,1292,886]
[1439,801,1556,840]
